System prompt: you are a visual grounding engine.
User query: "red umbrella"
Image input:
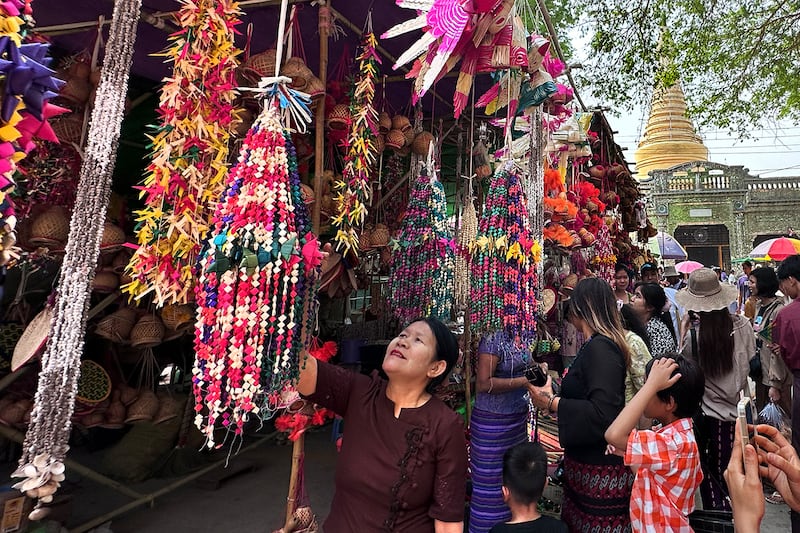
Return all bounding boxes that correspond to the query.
[749,237,800,261]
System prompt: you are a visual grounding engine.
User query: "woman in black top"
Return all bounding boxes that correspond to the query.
[528,278,633,532]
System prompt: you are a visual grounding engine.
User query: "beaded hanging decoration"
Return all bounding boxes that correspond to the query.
[388,160,454,323]
[13,0,141,507]
[592,222,616,285]
[331,18,380,254]
[193,95,321,449]
[453,182,477,312]
[0,0,66,266]
[124,0,241,306]
[470,163,541,348]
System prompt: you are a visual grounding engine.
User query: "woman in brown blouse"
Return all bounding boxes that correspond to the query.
[297,317,467,532]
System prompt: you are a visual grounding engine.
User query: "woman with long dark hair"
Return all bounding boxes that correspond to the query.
[677,268,755,511]
[632,282,677,358]
[749,267,790,414]
[528,278,633,532]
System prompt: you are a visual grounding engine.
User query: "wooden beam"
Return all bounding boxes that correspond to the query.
[312,1,330,234]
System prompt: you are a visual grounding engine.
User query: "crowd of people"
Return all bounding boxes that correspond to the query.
[292,254,800,532]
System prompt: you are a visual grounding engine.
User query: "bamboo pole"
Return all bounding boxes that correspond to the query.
[283,434,305,528]
[311,0,330,234]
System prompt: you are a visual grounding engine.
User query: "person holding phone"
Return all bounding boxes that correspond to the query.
[677,268,756,511]
[469,330,534,533]
[528,278,633,532]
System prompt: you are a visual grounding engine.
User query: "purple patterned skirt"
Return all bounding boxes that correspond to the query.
[561,455,634,533]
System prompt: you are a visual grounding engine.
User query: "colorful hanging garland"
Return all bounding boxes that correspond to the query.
[14,0,140,508]
[331,24,380,254]
[124,0,240,306]
[193,99,321,449]
[470,163,541,346]
[0,0,66,265]
[592,222,616,284]
[388,163,454,323]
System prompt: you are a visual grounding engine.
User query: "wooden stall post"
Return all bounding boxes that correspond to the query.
[311,0,330,234]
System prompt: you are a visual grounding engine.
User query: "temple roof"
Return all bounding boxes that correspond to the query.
[634,81,708,180]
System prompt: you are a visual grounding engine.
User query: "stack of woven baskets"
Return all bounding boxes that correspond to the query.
[50,56,92,144]
[27,206,70,250]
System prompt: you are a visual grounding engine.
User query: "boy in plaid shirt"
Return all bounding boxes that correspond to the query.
[605,355,705,532]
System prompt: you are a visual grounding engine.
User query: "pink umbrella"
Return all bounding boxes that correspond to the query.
[675,260,704,274]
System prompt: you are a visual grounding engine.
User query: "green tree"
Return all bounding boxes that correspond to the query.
[558,0,800,136]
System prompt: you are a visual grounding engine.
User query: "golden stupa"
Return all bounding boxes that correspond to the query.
[634,81,708,180]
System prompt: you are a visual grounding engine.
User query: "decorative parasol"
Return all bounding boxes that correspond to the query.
[646,231,688,260]
[675,260,704,274]
[748,237,800,262]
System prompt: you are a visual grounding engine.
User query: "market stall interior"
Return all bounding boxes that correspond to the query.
[0,0,676,531]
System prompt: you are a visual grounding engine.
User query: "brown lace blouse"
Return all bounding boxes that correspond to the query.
[305,362,467,532]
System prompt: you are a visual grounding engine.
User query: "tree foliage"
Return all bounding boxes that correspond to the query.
[556,0,800,135]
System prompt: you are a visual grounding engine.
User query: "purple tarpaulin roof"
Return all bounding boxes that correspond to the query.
[34,0,482,117]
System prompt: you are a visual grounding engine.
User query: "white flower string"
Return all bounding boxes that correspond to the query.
[14,0,141,509]
[454,178,477,311]
[193,94,321,450]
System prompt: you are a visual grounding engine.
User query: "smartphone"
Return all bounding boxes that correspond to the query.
[737,396,760,462]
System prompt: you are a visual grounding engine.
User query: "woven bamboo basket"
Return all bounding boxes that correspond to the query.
[378,112,392,134]
[103,400,127,428]
[370,224,391,247]
[358,229,372,250]
[280,57,311,90]
[412,131,434,155]
[51,114,84,144]
[403,128,415,147]
[118,383,139,406]
[125,390,159,423]
[159,304,194,331]
[76,360,112,405]
[92,271,119,294]
[96,307,137,342]
[29,206,69,248]
[374,133,385,153]
[385,129,405,151]
[112,250,131,274]
[391,114,411,132]
[100,222,126,252]
[58,75,92,106]
[130,315,165,348]
[327,104,350,130]
[244,49,276,78]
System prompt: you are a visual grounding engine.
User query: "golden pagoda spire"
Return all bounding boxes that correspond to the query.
[634,79,709,180]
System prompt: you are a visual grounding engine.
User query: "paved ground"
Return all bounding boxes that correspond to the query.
[10,425,791,532]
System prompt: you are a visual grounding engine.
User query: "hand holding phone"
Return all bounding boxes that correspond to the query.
[737,396,760,466]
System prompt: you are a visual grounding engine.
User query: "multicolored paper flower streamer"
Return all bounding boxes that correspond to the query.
[192,99,321,449]
[592,222,616,285]
[124,0,241,306]
[470,163,540,346]
[331,24,380,254]
[0,1,65,266]
[388,162,454,323]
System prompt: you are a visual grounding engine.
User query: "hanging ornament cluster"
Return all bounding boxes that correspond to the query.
[193,99,322,449]
[14,0,141,510]
[124,0,241,306]
[0,0,67,266]
[470,163,541,346]
[388,161,454,323]
[592,222,616,285]
[454,185,477,312]
[331,21,380,254]
[383,0,529,118]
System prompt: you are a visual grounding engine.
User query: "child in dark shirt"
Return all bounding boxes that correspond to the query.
[488,442,568,533]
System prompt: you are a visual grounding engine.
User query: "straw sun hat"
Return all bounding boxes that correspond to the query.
[675,267,738,312]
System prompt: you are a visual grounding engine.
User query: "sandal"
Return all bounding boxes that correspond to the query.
[766,491,785,505]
